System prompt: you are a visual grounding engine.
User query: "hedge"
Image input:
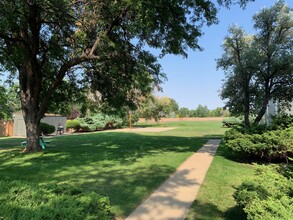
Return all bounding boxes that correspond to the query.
[222,117,242,127]
[40,122,55,135]
[225,127,293,162]
[66,119,81,130]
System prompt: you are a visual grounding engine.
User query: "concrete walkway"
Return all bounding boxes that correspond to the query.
[126,139,221,220]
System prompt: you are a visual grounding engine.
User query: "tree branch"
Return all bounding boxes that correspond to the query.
[0,33,27,44]
[38,56,88,118]
[89,6,130,56]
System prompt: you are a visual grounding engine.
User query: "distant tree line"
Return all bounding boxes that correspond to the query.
[136,95,229,121]
[178,105,229,118]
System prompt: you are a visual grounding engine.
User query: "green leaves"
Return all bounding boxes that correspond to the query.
[219,1,293,125]
[234,164,293,220]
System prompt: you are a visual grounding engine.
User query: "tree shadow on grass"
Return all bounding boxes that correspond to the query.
[0,132,209,217]
[187,200,246,220]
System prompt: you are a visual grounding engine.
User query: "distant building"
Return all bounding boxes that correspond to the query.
[13,113,66,136]
[264,100,293,125]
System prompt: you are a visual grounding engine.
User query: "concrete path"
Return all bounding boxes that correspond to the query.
[126,139,221,220]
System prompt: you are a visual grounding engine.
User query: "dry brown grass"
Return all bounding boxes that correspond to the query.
[138,117,224,123]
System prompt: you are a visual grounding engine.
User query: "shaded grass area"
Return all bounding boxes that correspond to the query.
[0,121,226,218]
[186,143,255,220]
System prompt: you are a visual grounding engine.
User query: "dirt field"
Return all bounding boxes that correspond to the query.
[106,127,177,133]
[138,117,224,123]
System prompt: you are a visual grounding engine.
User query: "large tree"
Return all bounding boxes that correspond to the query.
[217,26,256,126]
[0,0,252,152]
[219,0,293,125]
[252,0,293,123]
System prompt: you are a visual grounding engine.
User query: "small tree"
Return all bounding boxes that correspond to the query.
[179,107,190,117]
[195,105,210,117]
[210,107,223,117]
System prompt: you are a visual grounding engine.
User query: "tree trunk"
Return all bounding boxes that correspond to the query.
[254,96,270,125]
[23,112,41,152]
[18,58,43,152]
[243,90,250,127]
[244,108,250,127]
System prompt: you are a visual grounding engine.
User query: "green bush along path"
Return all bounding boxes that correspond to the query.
[0,120,225,218]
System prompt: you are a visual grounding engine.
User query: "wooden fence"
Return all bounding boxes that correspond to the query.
[0,120,13,137]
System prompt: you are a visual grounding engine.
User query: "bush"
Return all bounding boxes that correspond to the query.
[222,117,242,127]
[270,114,293,130]
[0,180,114,220]
[225,127,293,162]
[78,114,105,131]
[234,165,293,220]
[66,120,81,130]
[77,113,128,132]
[40,122,55,135]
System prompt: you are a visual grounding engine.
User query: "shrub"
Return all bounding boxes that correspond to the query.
[91,114,108,130]
[0,180,114,220]
[104,115,124,129]
[78,114,105,131]
[40,122,55,135]
[223,127,244,142]
[66,119,80,130]
[225,127,293,162]
[222,117,242,127]
[234,165,293,220]
[77,113,127,132]
[270,114,293,130]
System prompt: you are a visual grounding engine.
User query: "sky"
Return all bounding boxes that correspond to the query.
[155,0,293,110]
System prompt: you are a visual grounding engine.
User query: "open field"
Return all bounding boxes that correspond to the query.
[138,117,224,123]
[0,120,226,218]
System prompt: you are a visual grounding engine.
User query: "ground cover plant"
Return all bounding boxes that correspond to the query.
[0,120,226,219]
[224,116,293,162]
[234,164,293,220]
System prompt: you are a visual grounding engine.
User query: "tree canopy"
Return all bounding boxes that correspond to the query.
[218,0,293,125]
[0,0,253,151]
[0,82,21,119]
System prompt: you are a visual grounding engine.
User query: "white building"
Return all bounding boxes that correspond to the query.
[264,100,293,125]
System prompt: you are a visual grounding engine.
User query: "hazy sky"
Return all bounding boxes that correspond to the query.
[156,0,293,110]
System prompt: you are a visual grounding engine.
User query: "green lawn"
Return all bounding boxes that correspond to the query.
[186,143,255,220]
[0,120,226,218]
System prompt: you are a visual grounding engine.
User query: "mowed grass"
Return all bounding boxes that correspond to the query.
[186,143,255,220]
[0,120,226,218]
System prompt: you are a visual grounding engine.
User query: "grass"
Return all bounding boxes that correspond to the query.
[0,120,226,218]
[186,142,255,220]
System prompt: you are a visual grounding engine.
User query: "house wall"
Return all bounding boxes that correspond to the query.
[13,113,66,136]
[264,100,278,125]
[264,100,293,125]
[42,116,66,134]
